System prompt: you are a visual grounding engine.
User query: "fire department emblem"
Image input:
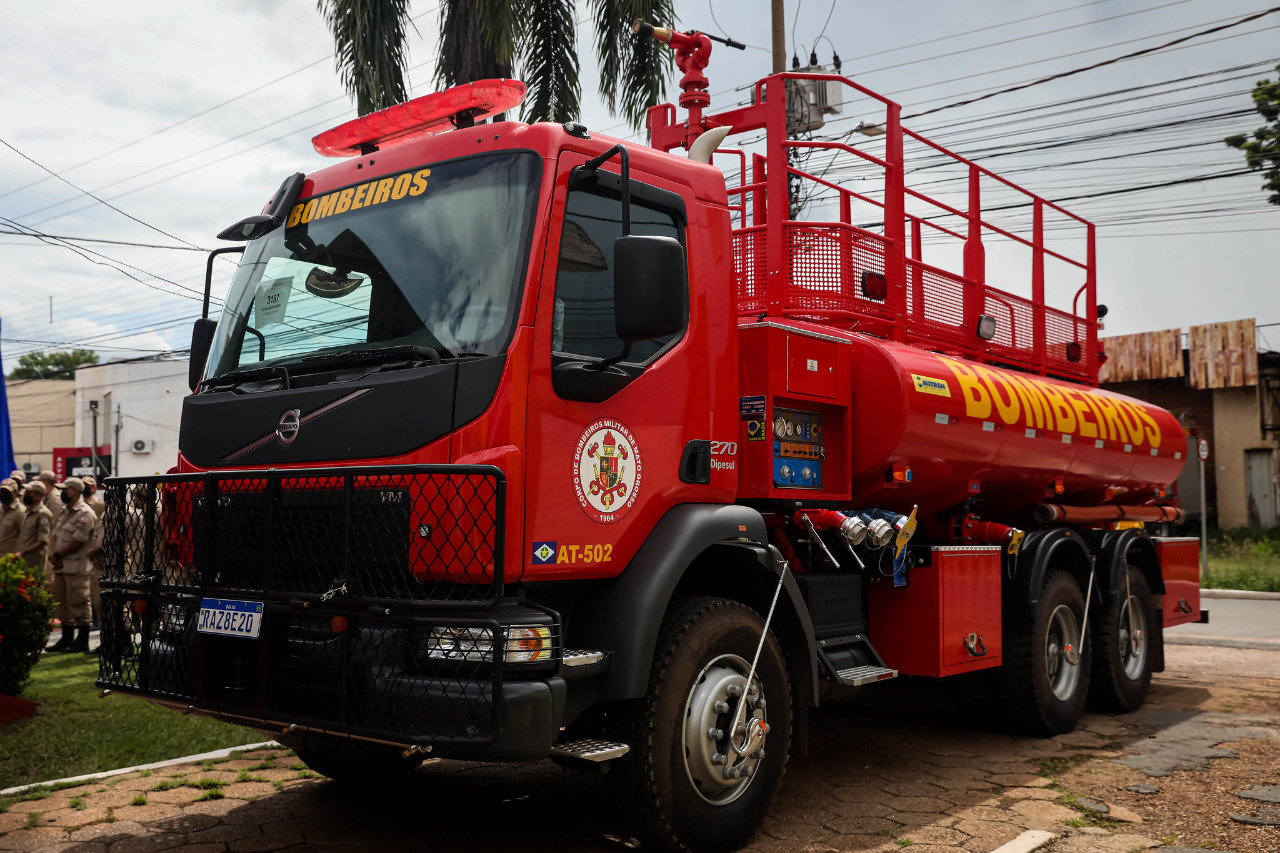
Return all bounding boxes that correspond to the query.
[573,419,642,524]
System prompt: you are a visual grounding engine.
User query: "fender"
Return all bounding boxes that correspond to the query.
[1095,529,1165,599]
[568,503,819,705]
[1012,528,1093,620]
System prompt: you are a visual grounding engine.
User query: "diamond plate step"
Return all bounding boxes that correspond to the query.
[834,665,898,687]
[549,739,630,762]
[562,649,605,667]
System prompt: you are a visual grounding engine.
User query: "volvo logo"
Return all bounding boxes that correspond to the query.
[276,409,301,445]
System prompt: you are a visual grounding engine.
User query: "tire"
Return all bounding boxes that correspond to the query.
[1088,565,1153,713]
[999,570,1091,736]
[617,597,792,853]
[282,732,425,784]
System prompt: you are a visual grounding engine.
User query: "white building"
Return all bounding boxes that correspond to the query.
[74,358,189,477]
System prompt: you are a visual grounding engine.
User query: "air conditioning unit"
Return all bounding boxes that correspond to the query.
[130,439,156,454]
[20,461,40,475]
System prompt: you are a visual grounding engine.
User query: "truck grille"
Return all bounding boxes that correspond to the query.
[96,465,507,746]
[101,465,506,606]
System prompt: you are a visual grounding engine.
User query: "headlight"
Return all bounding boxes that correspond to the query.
[506,626,552,664]
[427,627,494,662]
[423,625,555,664]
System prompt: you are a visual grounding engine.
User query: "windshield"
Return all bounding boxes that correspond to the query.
[204,151,542,380]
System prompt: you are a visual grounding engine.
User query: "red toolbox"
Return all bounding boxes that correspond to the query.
[869,546,1003,677]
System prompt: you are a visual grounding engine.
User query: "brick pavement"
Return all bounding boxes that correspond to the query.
[2,647,1276,853]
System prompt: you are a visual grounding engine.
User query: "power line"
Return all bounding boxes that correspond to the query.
[902,6,1280,120]
[0,229,205,251]
[0,137,204,250]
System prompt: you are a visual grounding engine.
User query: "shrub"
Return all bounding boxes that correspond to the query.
[0,555,56,696]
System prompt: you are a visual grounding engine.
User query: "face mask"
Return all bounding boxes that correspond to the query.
[61,491,73,505]
[0,491,11,505]
[22,494,35,507]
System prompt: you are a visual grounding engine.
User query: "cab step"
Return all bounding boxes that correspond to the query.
[562,649,606,667]
[834,665,898,687]
[549,738,630,762]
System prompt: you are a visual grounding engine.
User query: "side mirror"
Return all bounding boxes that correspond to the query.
[613,235,687,341]
[189,318,218,391]
[217,214,281,242]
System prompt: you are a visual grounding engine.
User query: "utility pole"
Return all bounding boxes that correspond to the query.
[771,0,785,73]
[88,400,101,479]
[114,404,123,477]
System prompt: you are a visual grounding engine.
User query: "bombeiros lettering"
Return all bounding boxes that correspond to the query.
[937,356,1164,448]
[286,167,431,229]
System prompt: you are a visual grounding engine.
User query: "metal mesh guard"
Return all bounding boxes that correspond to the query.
[101,465,506,608]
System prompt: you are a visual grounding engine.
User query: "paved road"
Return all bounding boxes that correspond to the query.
[3,646,1277,853]
[1167,597,1280,643]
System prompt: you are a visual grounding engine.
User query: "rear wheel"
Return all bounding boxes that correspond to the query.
[1000,570,1091,735]
[617,597,792,853]
[1088,565,1153,712]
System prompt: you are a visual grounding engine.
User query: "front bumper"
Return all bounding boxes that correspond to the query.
[99,594,567,760]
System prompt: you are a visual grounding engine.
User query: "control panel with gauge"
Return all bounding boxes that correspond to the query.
[772,407,824,489]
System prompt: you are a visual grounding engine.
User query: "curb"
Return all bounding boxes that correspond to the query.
[1164,635,1280,651]
[0,741,279,797]
[1201,588,1280,601]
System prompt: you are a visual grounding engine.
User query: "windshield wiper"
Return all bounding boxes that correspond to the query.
[300,345,442,366]
[201,364,292,391]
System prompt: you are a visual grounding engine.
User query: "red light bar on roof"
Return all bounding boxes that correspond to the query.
[312,79,527,158]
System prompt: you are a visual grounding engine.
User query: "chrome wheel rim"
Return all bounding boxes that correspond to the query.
[682,653,769,805]
[1119,595,1148,680]
[1045,604,1082,702]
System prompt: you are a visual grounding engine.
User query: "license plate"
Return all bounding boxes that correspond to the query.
[197,598,264,639]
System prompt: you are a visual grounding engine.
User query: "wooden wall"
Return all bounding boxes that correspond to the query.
[1098,328,1183,384]
[1188,319,1257,389]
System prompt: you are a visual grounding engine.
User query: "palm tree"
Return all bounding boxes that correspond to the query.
[318,0,675,128]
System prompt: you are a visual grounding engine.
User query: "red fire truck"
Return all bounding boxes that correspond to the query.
[99,22,1204,853]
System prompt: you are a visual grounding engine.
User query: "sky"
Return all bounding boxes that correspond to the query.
[1,0,1277,375]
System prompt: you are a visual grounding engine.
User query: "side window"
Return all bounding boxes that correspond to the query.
[553,190,684,364]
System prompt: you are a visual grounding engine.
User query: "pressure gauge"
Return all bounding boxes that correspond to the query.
[773,416,788,439]
[785,419,795,437]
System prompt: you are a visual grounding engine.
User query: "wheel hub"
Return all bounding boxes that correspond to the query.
[1045,604,1082,702]
[683,654,769,805]
[1120,594,1148,680]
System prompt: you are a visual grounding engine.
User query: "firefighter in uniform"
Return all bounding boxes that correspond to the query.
[39,471,62,526]
[0,480,26,554]
[15,481,53,573]
[83,475,106,629]
[47,478,96,654]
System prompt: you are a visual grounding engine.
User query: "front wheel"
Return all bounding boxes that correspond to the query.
[1089,565,1153,712]
[618,597,792,853]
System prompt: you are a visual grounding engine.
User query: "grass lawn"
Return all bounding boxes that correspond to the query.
[0,653,264,790]
[1205,528,1280,593]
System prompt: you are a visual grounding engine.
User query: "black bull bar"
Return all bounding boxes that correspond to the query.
[96,465,510,747]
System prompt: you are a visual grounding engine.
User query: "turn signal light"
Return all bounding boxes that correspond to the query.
[133,600,148,615]
[506,626,552,663]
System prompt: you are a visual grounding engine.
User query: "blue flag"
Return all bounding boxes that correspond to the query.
[0,319,18,477]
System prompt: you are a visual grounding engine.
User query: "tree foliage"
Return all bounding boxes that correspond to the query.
[1225,63,1280,206]
[435,0,676,128]
[7,349,99,381]
[317,0,416,116]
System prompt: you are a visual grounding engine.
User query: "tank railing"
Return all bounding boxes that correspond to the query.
[716,147,750,224]
[668,70,1100,380]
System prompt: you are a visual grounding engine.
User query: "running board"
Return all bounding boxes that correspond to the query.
[549,739,630,762]
[834,665,898,687]
[562,649,606,667]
